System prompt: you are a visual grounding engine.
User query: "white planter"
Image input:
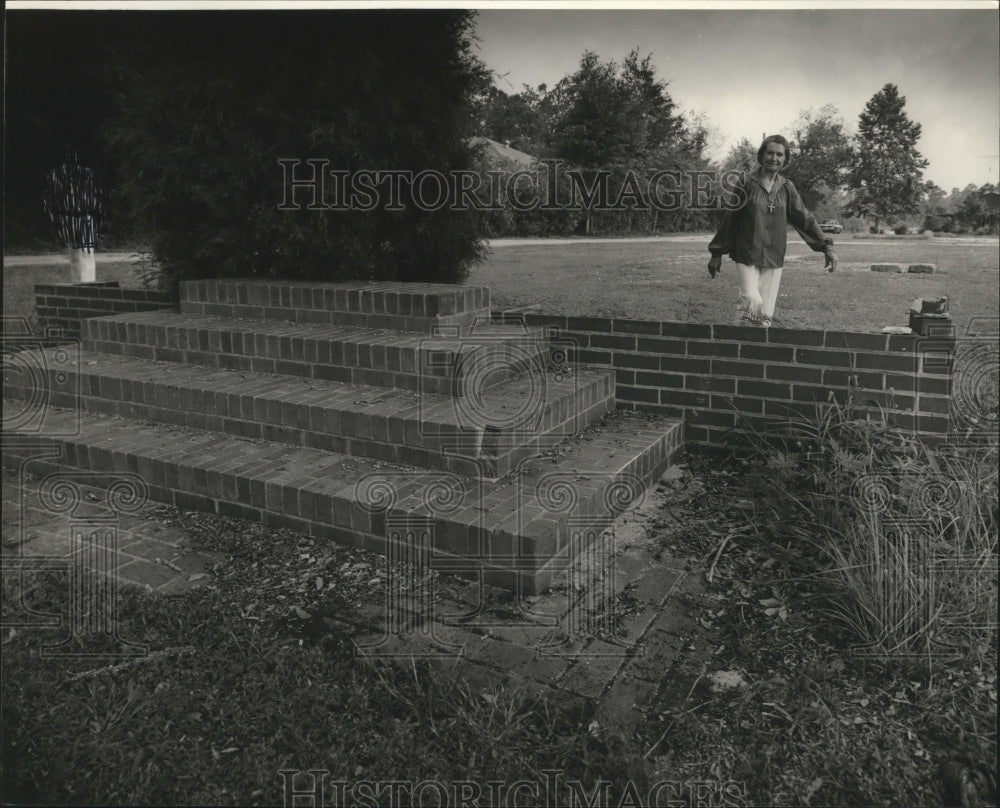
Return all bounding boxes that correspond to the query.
[69,247,96,283]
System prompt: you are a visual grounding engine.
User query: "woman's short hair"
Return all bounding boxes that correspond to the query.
[757,135,792,167]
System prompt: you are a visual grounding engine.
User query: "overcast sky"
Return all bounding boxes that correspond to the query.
[473,7,1000,191]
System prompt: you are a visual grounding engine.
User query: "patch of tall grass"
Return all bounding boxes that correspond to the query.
[736,398,997,670]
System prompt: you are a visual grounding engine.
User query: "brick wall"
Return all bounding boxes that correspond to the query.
[28,282,956,452]
[34,282,176,341]
[510,313,954,451]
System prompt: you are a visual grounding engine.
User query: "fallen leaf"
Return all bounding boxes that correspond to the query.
[802,777,823,801]
[706,670,748,694]
[660,466,684,483]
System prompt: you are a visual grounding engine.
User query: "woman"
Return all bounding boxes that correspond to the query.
[708,135,837,327]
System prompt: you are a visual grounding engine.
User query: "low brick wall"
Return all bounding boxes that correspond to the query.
[508,313,955,451]
[29,282,956,452]
[34,282,176,340]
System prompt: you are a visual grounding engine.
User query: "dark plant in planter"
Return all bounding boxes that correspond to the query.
[43,158,105,282]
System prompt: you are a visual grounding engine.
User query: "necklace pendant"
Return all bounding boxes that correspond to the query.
[767,202,775,213]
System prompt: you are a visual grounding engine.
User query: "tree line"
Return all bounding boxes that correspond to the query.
[472,50,716,237]
[478,67,997,238]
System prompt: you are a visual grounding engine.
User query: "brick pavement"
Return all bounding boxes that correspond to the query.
[2,464,701,735]
[2,467,224,596]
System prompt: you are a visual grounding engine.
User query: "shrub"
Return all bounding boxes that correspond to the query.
[104,11,488,294]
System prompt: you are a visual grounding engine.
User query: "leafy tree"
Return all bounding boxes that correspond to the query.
[846,84,928,232]
[474,48,713,237]
[811,185,851,222]
[549,50,689,234]
[784,105,855,211]
[948,183,980,212]
[550,50,684,168]
[921,181,951,232]
[103,11,489,293]
[923,181,949,210]
[476,84,548,156]
[956,183,1000,233]
[550,52,635,168]
[619,51,685,158]
[722,137,759,174]
[682,111,724,160]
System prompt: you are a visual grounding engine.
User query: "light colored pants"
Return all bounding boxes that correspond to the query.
[734,262,783,325]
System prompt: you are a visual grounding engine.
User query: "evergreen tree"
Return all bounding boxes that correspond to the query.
[847,84,928,232]
[103,10,489,292]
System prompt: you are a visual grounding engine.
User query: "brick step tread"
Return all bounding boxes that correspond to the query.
[82,311,553,396]
[179,301,489,335]
[181,279,492,318]
[2,404,684,592]
[83,310,547,353]
[6,348,614,476]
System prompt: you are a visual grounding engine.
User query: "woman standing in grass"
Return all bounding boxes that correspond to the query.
[708,135,837,326]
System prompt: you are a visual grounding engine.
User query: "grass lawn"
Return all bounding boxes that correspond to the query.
[470,234,1000,334]
[3,253,153,327]
[5,236,997,336]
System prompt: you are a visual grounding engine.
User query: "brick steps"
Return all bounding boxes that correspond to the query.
[82,311,550,397]
[2,403,683,594]
[180,279,492,335]
[6,278,690,595]
[5,348,614,480]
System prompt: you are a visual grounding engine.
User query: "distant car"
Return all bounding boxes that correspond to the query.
[819,220,843,234]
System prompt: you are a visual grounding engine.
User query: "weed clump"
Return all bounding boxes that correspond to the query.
[737,399,997,668]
